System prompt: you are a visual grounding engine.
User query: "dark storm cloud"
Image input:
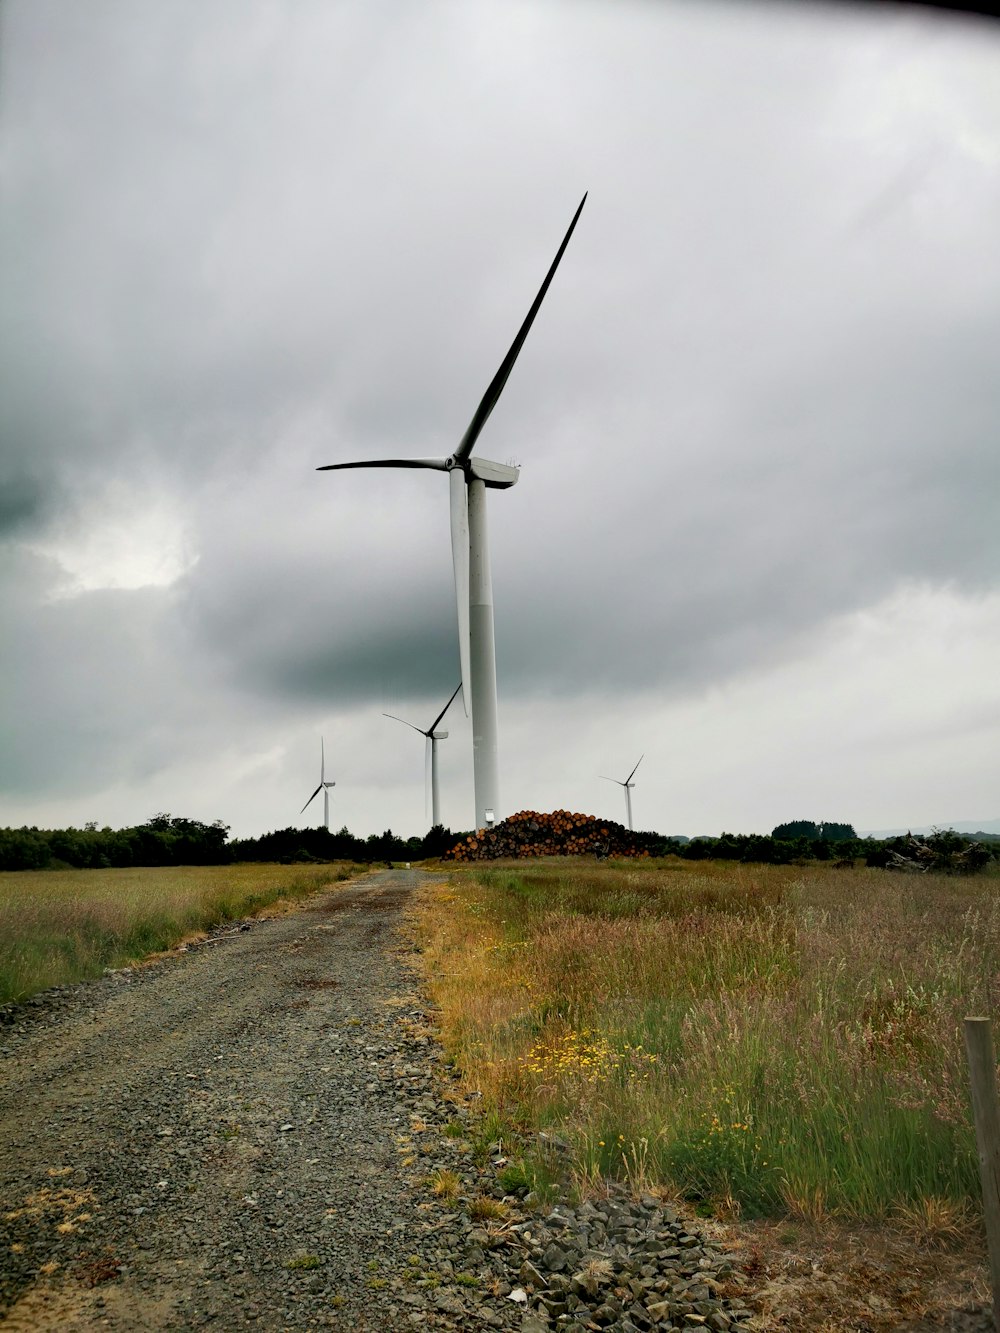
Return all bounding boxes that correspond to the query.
[0,472,46,536]
[0,2,404,516]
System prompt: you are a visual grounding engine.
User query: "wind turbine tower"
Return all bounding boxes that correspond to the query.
[383,683,462,828]
[319,195,587,830]
[601,755,643,832]
[301,739,336,830]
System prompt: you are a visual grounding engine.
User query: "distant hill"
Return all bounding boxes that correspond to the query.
[861,818,1000,839]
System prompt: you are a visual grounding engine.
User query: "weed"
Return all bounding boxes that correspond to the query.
[497,1160,533,1196]
[581,1257,615,1284]
[426,1168,460,1201]
[892,1196,974,1249]
[467,1195,509,1222]
[742,1243,767,1279]
[780,1179,828,1225]
[286,1254,321,1271]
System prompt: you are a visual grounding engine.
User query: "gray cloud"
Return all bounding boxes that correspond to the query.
[0,472,47,536]
[2,0,999,835]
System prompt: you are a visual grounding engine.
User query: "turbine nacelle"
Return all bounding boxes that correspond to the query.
[448,456,520,489]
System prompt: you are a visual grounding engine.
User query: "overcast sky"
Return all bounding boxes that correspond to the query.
[2,0,999,841]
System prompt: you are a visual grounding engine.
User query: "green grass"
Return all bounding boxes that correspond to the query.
[417,858,999,1222]
[286,1254,321,1270]
[0,862,364,1004]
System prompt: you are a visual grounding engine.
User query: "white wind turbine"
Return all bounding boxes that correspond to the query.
[601,755,643,832]
[383,682,462,828]
[300,738,336,830]
[319,194,587,831]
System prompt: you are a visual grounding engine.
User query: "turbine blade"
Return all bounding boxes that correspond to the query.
[626,754,644,784]
[450,470,471,717]
[317,457,449,473]
[454,192,587,463]
[599,776,625,787]
[428,682,463,734]
[382,712,427,738]
[320,737,325,782]
[300,784,323,814]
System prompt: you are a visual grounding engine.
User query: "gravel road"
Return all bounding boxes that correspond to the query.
[0,867,487,1331]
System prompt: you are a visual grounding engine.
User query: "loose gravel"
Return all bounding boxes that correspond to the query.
[0,868,760,1332]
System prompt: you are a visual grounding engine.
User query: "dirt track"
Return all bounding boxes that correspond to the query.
[0,868,463,1330]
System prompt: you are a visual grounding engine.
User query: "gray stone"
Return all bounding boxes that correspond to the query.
[570,1271,601,1300]
[433,1290,465,1314]
[520,1259,548,1289]
[541,1242,568,1273]
[520,1315,550,1333]
[594,1298,624,1323]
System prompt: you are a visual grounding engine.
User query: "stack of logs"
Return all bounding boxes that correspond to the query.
[885,833,991,875]
[444,810,650,862]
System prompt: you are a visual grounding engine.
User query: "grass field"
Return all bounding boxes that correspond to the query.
[415,857,1000,1228]
[0,861,364,1005]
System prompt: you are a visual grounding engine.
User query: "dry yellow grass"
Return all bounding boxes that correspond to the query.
[411,857,999,1221]
[0,861,363,1003]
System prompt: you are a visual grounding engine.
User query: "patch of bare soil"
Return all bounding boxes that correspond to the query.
[704,1214,992,1331]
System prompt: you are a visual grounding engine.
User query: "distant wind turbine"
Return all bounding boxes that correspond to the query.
[383,683,462,828]
[601,755,643,831]
[301,739,336,830]
[319,194,587,830]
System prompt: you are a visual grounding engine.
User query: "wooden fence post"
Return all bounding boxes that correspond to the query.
[964,1017,1000,1333]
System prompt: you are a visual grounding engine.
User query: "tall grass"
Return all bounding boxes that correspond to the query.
[0,862,362,1004]
[415,859,1000,1220]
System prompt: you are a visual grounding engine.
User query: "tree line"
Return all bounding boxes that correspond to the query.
[0,814,996,873]
[0,816,458,872]
[227,823,457,865]
[654,823,999,870]
[0,814,232,871]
